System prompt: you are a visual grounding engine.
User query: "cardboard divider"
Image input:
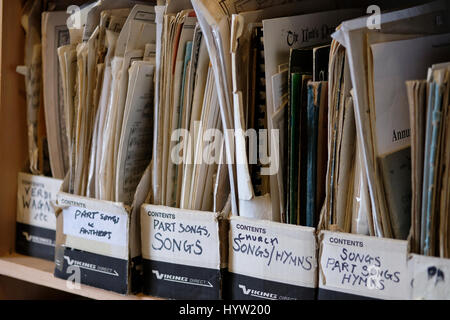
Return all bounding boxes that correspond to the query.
[140,204,226,300]
[16,172,63,261]
[408,254,450,299]
[225,216,317,300]
[318,230,410,300]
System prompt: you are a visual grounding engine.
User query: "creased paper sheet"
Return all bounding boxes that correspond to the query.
[180,25,210,209]
[96,4,156,201]
[82,0,154,41]
[115,61,155,205]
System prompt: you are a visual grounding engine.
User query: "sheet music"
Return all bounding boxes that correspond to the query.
[116,61,155,204]
[42,11,71,179]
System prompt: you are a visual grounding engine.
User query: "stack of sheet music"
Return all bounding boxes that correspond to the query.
[408,62,450,258]
[191,0,362,224]
[151,1,229,213]
[22,0,450,244]
[18,0,49,176]
[40,1,158,206]
[18,0,88,177]
[191,0,450,239]
[326,0,450,242]
[318,38,370,235]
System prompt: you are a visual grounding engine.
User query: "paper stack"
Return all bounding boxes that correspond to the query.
[55,3,157,205]
[192,0,362,227]
[329,0,450,240]
[151,0,229,213]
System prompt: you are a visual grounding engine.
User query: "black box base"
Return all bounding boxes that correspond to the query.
[223,271,316,300]
[143,259,222,300]
[15,222,55,261]
[54,247,129,295]
[318,288,377,300]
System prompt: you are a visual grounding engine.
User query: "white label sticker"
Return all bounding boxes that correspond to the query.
[63,206,127,246]
[229,217,317,288]
[141,205,220,270]
[319,231,409,299]
[17,173,63,230]
[409,254,450,300]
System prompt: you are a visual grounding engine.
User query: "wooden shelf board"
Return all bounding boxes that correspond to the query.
[0,253,160,300]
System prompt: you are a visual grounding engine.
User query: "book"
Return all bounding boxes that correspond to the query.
[406,80,427,253]
[288,48,313,225]
[249,26,270,198]
[422,69,447,256]
[288,72,301,225]
[313,45,331,82]
[305,81,328,228]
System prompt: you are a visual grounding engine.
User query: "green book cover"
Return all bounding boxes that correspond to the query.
[305,82,325,228]
[288,48,313,225]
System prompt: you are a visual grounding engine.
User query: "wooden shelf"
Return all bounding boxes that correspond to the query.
[0,254,160,300]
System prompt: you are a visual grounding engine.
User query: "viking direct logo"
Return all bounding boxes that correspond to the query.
[22,232,55,247]
[152,270,213,288]
[238,285,278,300]
[64,256,119,277]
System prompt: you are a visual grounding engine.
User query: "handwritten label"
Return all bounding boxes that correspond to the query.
[409,254,450,300]
[17,173,63,230]
[229,217,317,288]
[63,206,127,246]
[141,205,220,270]
[320,231,409,299]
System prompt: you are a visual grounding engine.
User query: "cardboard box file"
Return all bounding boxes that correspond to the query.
[53,192,139,294]
[225,216,318,300]
[318,230,410,300]
[53,167,150,295]
[141,204,227,300]
[16,172,63,261]
[408,254,450,300]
